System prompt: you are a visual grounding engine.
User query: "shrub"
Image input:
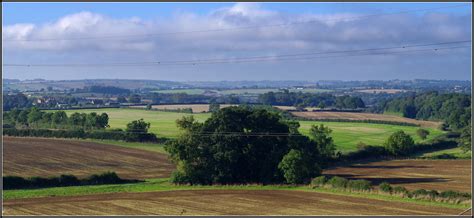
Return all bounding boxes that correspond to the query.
[347,179,372,191]
[392,186,410,196]
[170,171,190,185]
[379,182,392,193]
[310,176,327,188]
[3,176,30,189]
[439,190,471,199]
[356,142,368,150]
[85,171,123,185]
[416,129,430,140]
[58,174,80,186]
[327,176,348,189]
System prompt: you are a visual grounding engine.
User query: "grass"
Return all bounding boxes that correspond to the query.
[3,178,468,209]
[420,147,471,159]
[59,108,443,152]
[299,121,444,152]
[61,108,210,138]
[383,111,404,117]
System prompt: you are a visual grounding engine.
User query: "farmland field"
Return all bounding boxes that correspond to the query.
[292,111,441,128]
[58,108,443,152]
[3,188,466,215]
[130,104,237,113]
[3,137,174,179]
[324,159,471,193]
[298,121,444,152]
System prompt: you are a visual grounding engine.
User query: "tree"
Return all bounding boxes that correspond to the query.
[96,113,109,129]
[51,111,68,128]
[146,103,152,110]
[117,96,128,103]
[165,106,324,185]
[459,124,471,152]
[126,118,150,133]
[128,94,141,103]
[69,112,86,128]
[27,107,43,127]
[209,102,220,113]
[416,129,430,140]
[309,124,336,162]
[317,101,326,109]
[278,149,320,184]
[384,130,414,156]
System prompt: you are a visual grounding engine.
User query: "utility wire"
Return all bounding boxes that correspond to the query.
[3,4,468,42]
[4,41,471,67]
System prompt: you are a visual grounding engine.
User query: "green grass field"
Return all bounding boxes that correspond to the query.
[3,178,467,209]
[420,147,471,159]
[149,88,333,95]
[61,108,443,152]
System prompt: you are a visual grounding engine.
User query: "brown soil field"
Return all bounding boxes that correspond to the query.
[3,137,174,179]
[130,104,237,113]
[355,89,407,94]
[292,111,441,128]
[324,159,472,193]
[3,190,466,215]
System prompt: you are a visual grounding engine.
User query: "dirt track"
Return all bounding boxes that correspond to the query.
[324,159,471,193]
[3,137,175,179]
[3,189,466,215]
[291,111,441,128]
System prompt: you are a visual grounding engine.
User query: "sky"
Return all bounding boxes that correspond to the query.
[3,2,472,81]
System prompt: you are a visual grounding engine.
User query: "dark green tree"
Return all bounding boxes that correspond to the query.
[416,129,430,140]
[126,118,150,133]
[384,130,414,156]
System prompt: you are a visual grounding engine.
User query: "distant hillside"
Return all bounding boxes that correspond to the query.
[3,79,190,91]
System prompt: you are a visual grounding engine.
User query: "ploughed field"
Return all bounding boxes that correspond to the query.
[324,159,472,193]
[3,137,174,179]
[59,108,443,152]
[3,189,464,215]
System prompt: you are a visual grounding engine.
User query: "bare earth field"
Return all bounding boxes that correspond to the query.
[355,89,408,94]
[3,189,464,215]
[292,111,441,128]
[324,159,472,193]
[130,104,237,113]
[3,137,174,179]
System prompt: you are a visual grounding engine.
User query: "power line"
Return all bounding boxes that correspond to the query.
[3,4,468,42]
[4,40,471,67]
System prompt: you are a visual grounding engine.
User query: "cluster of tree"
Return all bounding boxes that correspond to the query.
[382,92,471,130]
[165,106,336,185]
[3,108,109,130]
[258,91,365,109]
[3,93,32,111]
[3,172,138,190]
[79,85,131,95]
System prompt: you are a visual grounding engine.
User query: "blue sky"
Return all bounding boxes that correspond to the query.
[3,2,472,81]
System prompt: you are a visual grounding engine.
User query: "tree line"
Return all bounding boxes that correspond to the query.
[4,107,109,130]
[382,91,471,130]
[258,90,365,109]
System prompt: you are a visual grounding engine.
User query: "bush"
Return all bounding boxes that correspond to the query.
[416,129,430,140]
[310,176,327,188]
[392,186,410,196]
[347,179,372,191]
[439,190,471,199]
[58,174,80,186]
[170,171,190,185]
[3,176,30,189]
[85,172,123,185]
[327,176,348,189]
[379,182,392,193]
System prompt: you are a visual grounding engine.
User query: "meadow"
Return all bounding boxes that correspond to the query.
[61,108,443,152]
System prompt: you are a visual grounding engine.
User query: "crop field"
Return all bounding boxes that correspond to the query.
[3,137,174,179]
[130,104,237,113]
[3,189,465,215]
[292,111,441,128]
[299,121,443,152]
[354,89,408,94]
[59,108,442,152]
[324,159,471,193]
